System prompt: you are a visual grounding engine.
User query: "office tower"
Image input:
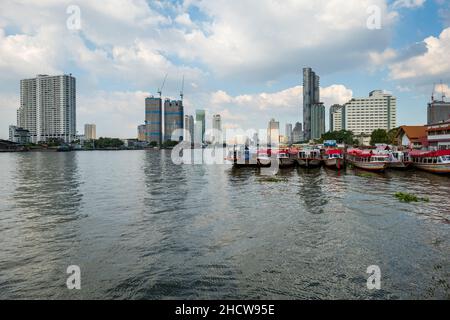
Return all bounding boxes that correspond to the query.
[329,104,343,132]
[9,125,30,144]
[84,124,96,140]
[212,114,222,144]
[285,123,293,144]
[311,102,325,139]
[184,115,194,142]
[145,96,162,145]
[292,122,303,143]
[196,109,206,143]
[341,90,397,135]
[303,67,322,141]
[267,118,280,145]
[17,74,76,143]
[137,124,146,142]
[164,99,184,142]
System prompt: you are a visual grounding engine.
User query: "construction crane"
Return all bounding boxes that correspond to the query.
[431,82,436,102]
[180,75,185,102]
[440,80,446,101]
[157,73,168,98]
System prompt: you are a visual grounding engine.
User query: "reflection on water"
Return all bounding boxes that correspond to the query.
[0,150,449,299]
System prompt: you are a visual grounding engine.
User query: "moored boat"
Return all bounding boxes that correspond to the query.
[388,150,413,169]
[296,148,322,168]
[276,148,296,168]
[346,149,388,172]
[409,149,450,174]
[323,149,345,169]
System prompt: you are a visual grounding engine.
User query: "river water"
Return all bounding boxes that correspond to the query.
[0,150,449,299]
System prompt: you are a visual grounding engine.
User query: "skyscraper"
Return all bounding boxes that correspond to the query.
[302,68,324,141]
[311,102,325,139]
[285,123,293,144]
[267,118,280,145]
[164,99,184,142]
[212,114,222,144]
[17,74,76,143]
[84,124,96,140]
[196,110,206,143]
[292,122,303,143]
[145,96,162,145]
[184,115,194,142]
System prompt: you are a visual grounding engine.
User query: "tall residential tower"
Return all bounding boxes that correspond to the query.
[302,68,324,141]
[17,74,76,143]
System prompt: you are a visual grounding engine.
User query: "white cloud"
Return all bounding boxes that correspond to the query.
[78,90,149,138]
[168,0,397,79]
[388,27,450,82]
[202,84,353,130]
[392,0,426,9]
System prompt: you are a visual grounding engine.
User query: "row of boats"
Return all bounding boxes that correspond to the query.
[226,146,450,174]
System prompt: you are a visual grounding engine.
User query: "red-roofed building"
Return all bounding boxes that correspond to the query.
[396,125,428,149]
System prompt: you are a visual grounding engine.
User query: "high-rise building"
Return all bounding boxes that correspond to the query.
[342,90,396,135]
[164,99,184,142]
[292,122,303,143]
[285,123,293,144]
[145,96,162,145]
[17,74,76,143]
[184,115,194,142]
[267,118,280,145]
[196,110,206,143]
[137,124,146,141]
[303,68,324,141]
[212,114,222,144]
[329,104,343,132]
[311,102,325,139]
[84,124,96,140]
[427,100,450,125]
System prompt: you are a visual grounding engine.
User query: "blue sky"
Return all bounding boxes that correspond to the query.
[0,0,449,138]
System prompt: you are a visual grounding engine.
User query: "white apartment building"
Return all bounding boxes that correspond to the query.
[329,104,343,132]
[17,74,76,143]
[342,90,396,135]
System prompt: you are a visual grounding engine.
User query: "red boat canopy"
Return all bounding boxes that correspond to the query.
[325,149,343,155]
[409,149,450,157]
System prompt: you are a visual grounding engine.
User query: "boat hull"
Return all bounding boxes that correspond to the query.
[388,161,413,169]
[348,160,387,172]
[324,158,345,169]
[278,158,295,168]
[296,158,322,168]
[413,163,450,174]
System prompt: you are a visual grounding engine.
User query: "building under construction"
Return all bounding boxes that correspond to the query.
[164,99,184,142]
[145,96,162,145]
[428,82,450,124]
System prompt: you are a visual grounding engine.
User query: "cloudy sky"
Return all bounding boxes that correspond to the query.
[1,0,449,139]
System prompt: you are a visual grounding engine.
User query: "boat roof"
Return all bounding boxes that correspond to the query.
[409,149,450,157]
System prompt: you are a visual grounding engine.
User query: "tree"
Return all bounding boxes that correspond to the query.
[370,129,389,146]
[321,130,355,145]
[95,137,124,149]
[387,127,400,145]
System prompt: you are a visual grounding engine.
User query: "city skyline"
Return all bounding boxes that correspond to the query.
[1,1,450,139]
